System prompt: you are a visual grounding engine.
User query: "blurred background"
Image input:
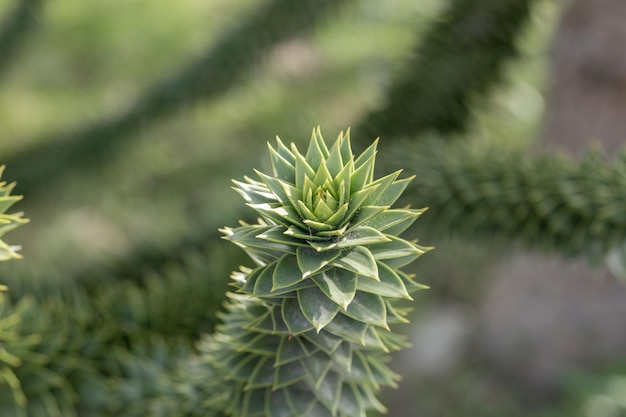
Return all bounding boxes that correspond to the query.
[2,0,626,415]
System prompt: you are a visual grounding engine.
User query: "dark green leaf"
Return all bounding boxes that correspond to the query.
[343,292,388,329]
[276,336,309,366]
[253,262,278,296]
[348,206,388,229]
[297,287,341,332]
[273,361,306,390]
[256,226,308,247]
[312,267,357,309]
[323,313,367,344]
[362,326,389,352]
[396,270,430,293]
[301,330,343,355]
[313,368,342,415]
[245,356,275,389]
[284,225,329,241]
[272,254,304,291]
[356,262,412,299]
[266,388,292,417]
[296,246,341,278]
[332,247,379,281]
[285,383,317,416]
[255,170,295,205]
[311,226,390,251]
[239,267,263,294]
[300,351,333,389]
[368,235,428,268]
[282,298,314,335]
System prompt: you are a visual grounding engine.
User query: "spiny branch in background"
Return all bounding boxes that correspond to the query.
[197,128,429,417]
[0,238,232,416]
[0,0,45,83]
[353,0,537,145]
[386,140,626,261]
[4,0,354,198]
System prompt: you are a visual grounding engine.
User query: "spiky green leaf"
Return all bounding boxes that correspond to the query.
[296,247,341,278]
[297,287,341,332]
[311,268,357,310]
[343,292,388,329]
[332,247,379,281]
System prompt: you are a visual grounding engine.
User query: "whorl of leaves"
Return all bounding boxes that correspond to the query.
[201,128,429,417]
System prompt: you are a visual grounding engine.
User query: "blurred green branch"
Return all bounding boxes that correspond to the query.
[354,0,537,145]
[0,0,44,82]
[4,0,352,197]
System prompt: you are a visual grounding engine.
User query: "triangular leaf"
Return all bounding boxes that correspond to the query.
[284,225,331,241]
[361,170,401,206]
[341,186,377,225]
[356,262,412,300]
[253,263,278,296]
[245,356,274,389]
[354,139,378,171]
[312,267,357,309]
[282,298,314,335]
[284,383,317,416]
[313,126,330,158]
[276,336,309,366]
[373,176,414,207]
[300,351,333,389]
[296,246,341,278]
[323,313,367,344]
[301,330,343,355]
[305,130,326,170]
[294,149,316,191]
[368,235,428,266]
[274,136,296,164]
[343,291,388,329]
[348,206,388,230]
[268,142,295,182]
[273,361,306,390]
[256,226,308,247]
[332,246,379,281]
[273,254,304,291]
[297,286,341,332]
[363,208,425,234]
[265,388,292,417]
[350,153,376,192]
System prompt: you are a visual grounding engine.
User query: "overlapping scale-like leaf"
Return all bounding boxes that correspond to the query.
[207,128,430,417]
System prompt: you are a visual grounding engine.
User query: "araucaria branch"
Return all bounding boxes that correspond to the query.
[201,127,430,417]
